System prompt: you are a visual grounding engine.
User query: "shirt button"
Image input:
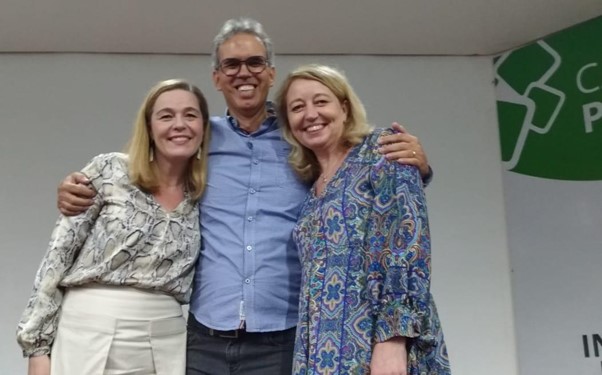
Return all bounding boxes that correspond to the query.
[245,278,251,284]
[253,159,259,165]
[247,142,253,149]
[247,216,254,221]
[246,245,252,251]
[249,188,256,194]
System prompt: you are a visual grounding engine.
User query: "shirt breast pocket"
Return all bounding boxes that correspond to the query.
[273,146,301,188]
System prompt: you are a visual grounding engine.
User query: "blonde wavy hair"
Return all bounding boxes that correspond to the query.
[127,79,211,200]
[275,64,372,182]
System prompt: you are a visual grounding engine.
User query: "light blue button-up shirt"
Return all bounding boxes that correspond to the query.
[189,105,309,332]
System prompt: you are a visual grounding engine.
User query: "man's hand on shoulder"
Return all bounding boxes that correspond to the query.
[378,122,430,178]
[57,172,96,216]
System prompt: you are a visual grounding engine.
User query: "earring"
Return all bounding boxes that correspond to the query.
[196,146,202,160]
[149,146,154,162]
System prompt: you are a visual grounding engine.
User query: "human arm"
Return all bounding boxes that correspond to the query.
[17,156,106,357]
[371,337,408,375]
[27,355,50,375]
[366,150,435,370]
[377,122,433,186]
[57,172,97,216]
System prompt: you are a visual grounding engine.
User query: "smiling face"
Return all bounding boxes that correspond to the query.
[213,33,275,118]
[285,78,348,155]
[149,89,204,165]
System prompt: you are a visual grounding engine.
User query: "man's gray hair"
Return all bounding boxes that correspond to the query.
[212,17,275,70]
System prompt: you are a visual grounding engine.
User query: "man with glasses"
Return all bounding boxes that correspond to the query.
[57,18,432,375]
[218,56,269,77]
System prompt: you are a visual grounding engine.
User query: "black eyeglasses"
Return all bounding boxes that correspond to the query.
[218,56,270,76]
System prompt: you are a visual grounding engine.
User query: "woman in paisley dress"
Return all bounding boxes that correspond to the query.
[17,79,211,375]
[275,65,451,375]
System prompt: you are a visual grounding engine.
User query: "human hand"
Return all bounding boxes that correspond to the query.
[57,172,96,216]
[378,122,430,178]
[28,355,50,375]
[370,337,407,375]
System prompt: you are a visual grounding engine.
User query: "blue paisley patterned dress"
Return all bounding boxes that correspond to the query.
[292,130,450,375]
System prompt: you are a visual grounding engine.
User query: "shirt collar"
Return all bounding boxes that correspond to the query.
[225,102,278,136]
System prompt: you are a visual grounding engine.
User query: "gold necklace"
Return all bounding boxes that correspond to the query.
[321,173,329,184]
[318,149,350,186]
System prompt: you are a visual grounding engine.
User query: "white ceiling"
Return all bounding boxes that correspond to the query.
[1,0,601,56]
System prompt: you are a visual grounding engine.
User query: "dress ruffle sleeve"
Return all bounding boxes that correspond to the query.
[366,154,440,354]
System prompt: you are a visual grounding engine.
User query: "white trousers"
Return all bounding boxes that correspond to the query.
[50,285,186,375]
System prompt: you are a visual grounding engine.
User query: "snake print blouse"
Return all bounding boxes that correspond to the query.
[17,152,201,357]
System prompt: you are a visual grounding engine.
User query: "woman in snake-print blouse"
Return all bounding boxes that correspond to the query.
[17,79,211,375]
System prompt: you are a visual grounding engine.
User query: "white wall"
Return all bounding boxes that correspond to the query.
[0,53,517,374]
